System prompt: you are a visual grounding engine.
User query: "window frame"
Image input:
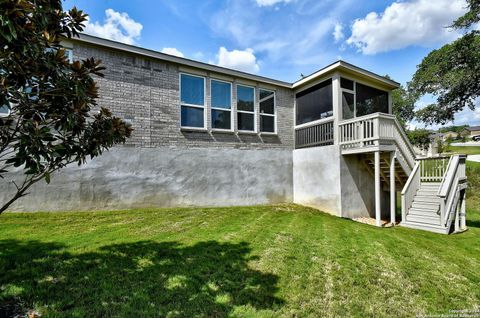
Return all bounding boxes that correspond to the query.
[0,103,11,118]
[340,76,356,120]
[210,78,233,132]
[340,76,390,119]
[179,72,206,130]
[236,84,257,133]
[259,88,276,134]
[294,77,334,129]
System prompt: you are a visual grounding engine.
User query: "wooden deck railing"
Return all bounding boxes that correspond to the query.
[418,156,451,182]
[338,113,416,168]
[294,119,334,149]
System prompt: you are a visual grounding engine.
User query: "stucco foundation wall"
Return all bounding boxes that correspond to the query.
[293,145,342,216]
[0,147,293,212]
[340,154,391,219]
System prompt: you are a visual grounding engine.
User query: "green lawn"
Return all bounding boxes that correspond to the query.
[1,165,479,317]
[446,145,480,155]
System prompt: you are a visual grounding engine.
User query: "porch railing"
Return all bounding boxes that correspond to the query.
[294,118,334,149]
[437,155,467,227]
[418,156,451,182]
[338,113,416,169]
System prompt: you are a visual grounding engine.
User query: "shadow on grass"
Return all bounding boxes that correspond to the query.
[466,219,480,228]
[0,239,282,317]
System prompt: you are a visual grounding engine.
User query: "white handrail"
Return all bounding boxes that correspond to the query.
[437,155,467,228]
[401,161,420,221]
[338,113,417,169]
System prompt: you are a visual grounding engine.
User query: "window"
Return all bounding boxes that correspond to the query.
[211,79,232,130]
[342,92,354,120]
[355,82,388,116]
[259,89,275,133]
[0,104,10,117]
[180,73,205,128]
[341,78,389,119]
[295,79,332,125]
[237,85,255,131]
[340,77,354,90]
[64,49,73,63]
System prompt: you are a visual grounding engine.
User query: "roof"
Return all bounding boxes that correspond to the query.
[292,60,400,90]
[466,126,480,131]
[67,33,400,91]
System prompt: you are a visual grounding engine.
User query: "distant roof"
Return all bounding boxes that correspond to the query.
[466,126,480,131]
[66,33,400,91]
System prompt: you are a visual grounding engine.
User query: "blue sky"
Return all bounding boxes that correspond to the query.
[63,0,479,127]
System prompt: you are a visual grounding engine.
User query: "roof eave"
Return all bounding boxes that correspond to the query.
[292,60,400,91]
[66,33,292,88]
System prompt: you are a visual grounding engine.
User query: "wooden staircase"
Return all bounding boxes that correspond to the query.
[362,154,409,189]
[338,113,468,234]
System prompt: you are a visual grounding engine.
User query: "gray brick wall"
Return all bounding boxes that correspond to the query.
[73,42,295,149]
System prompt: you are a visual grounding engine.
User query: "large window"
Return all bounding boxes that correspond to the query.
[341,77,389,119]
[259,89,275,133]
[211,79,232,130]
[355,82,389,116]
[295,79,332,125]
[180,73,205,128]
[0,104,10,117]
[237,85,255,131]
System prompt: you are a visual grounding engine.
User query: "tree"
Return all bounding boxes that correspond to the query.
[407,129,432,151]
[409,0,480,125]
[391,85,415,127]
[0,0,132,214]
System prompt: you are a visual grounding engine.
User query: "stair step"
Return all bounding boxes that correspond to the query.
[410,202,440,211]
[401,221,448,234]
[406,213,441,225]
[413,195,440,203]
[416,190,439,196]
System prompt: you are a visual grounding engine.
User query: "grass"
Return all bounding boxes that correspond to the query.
[0,165,479,317]
[445,145,480,156]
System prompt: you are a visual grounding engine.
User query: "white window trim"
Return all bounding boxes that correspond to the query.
[179,72,206,130]
[0,105,10,117]
[210,78,233,132]
[294,77,334,128]
[340,76,390,119]
[259,88,276,134]
[236,84,257,133]
[65,49,73,63]
[340,76,356,119]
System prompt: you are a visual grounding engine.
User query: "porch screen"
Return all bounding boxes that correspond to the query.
[295,79,332,125]
[355,83,388,116]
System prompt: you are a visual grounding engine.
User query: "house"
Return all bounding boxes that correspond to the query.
[442,131,458,140]
[464,126,480,138]
[0,34,468,234]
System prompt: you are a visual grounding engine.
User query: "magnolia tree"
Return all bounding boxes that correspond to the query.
[0,0,132,214]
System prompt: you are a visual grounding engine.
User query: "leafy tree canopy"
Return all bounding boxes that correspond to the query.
[0,0,132,213]
[407,129,433,151]
[409,0,480,125]
[391,85,415,127]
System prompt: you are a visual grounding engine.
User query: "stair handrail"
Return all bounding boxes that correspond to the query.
[437,154,467,227]
[401,161,420,222]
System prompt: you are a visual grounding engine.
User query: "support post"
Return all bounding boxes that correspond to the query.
[375,151,381,227]
[460,190,466,230]
[390,152,396,225]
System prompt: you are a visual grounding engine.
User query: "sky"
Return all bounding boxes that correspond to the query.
[63,0,480,128]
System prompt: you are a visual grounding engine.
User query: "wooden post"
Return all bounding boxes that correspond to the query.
[460,190,466,230]
[390,152,396,225]
[375,151,381,227]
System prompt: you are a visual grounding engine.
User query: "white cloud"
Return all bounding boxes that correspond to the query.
[346,0,468,54]
[254,0,293,7]
[84,9,143,45]
[333,23,344,42]
[216,47,260,73]
[161,47,184,57]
